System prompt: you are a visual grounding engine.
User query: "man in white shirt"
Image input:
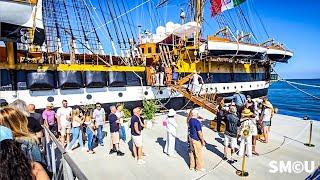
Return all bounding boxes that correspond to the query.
[93,103,106,146]
[56,100,72,147]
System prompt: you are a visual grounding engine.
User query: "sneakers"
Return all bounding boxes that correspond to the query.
[117,151,125,156]
[222,156,228,161]
[197,168,206,172]
[137,159,146,165]
[109,149,117,154]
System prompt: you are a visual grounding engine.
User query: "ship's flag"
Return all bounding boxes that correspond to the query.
[210,0,246,16]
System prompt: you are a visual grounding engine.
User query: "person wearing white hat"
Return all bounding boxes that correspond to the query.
[164,109,178,157]
[188,109,205,172]
[260,101,274,143]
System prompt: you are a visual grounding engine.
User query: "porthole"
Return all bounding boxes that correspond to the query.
[223,87,226,90]
[144,91,149,95]
[250,85,252,88]
[227,87,229,90]
[86,94,92,100]
[210,87,213,91]
[234,86,237,89]
[47,96,54,102]
[159,90,163,95]
[118,92,123,97]
[257,85,259,87]
[241,86,243,89]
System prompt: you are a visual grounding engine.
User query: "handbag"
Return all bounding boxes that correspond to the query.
[162,118,168,127]
[257,120,264,135]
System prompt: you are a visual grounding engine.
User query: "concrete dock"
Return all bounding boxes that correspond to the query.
[69,108,320,180]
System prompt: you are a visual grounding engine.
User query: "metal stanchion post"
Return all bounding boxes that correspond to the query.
[304,120,315,147]
[51,142,57,180]
[236,129,249,177]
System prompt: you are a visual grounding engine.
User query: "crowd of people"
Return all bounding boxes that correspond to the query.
[0,91,275,177]
[219,91,275,161]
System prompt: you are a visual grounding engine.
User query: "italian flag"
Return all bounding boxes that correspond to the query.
[210,0,246,16]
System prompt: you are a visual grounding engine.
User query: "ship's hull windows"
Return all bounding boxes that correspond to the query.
[200,73,267,83]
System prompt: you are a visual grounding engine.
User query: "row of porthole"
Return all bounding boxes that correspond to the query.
[218,84,265,91]
[46,83,265,102]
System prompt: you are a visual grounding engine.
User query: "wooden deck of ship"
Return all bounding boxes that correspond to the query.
[68,109,319,180]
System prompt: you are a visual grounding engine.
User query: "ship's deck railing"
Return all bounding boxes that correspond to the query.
[43,126,88,180]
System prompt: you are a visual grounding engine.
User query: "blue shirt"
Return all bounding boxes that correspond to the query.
[109,113,119,133]
[130,115,143,136]
[225,93,246,107]
[189,118,202,141]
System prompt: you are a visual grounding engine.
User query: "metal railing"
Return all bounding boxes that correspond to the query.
[43,126,88,180]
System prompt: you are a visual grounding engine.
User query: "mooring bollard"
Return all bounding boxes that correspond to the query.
[236,128,249,177]
[304,120,315,147]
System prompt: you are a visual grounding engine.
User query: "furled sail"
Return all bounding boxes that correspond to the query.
[0,0,45,45]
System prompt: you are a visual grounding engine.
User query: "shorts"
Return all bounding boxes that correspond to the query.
[224,134,237,149]
[111,132,120,144]
[60,124,71,136]
[132,135,143,147]
[263,121,271,127]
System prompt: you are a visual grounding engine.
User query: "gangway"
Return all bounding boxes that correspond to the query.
[170,73,218,114]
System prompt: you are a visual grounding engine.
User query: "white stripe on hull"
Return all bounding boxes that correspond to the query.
[0,81,269,109]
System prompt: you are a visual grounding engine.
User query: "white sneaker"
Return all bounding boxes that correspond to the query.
[137,159,146,165]
[197,168,206,172]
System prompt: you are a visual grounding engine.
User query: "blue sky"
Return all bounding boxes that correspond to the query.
[93,0,319,79]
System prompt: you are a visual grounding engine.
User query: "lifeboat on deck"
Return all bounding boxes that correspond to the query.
[266,46,293,62]
[207,36,267,60]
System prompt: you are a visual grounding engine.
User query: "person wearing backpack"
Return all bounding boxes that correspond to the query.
[223,106,240,163]
[164,109,178,157]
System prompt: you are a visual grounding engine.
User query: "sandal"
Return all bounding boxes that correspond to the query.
[253,151,259,156]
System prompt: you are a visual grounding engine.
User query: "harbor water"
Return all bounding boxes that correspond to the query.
[268,79,320,121]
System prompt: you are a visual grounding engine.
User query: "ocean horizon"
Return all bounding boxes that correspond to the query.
[268,78,320,121]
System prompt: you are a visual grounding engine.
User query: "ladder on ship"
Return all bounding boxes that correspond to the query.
[169,74,218,114]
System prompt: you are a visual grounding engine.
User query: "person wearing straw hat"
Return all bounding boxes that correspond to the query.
[260,101,273,143]
[164,109,178,157]
[238,108,256,157]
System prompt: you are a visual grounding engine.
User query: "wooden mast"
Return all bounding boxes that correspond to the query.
[194,0,204,47]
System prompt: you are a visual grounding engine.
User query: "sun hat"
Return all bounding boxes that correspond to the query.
[46,102,53,107]
[241,108,253,117]
[263,101,273,109]
[168,109,176,117]
[0,125,13,142]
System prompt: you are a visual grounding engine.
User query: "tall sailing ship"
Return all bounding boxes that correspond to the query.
[0,0,293,110]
